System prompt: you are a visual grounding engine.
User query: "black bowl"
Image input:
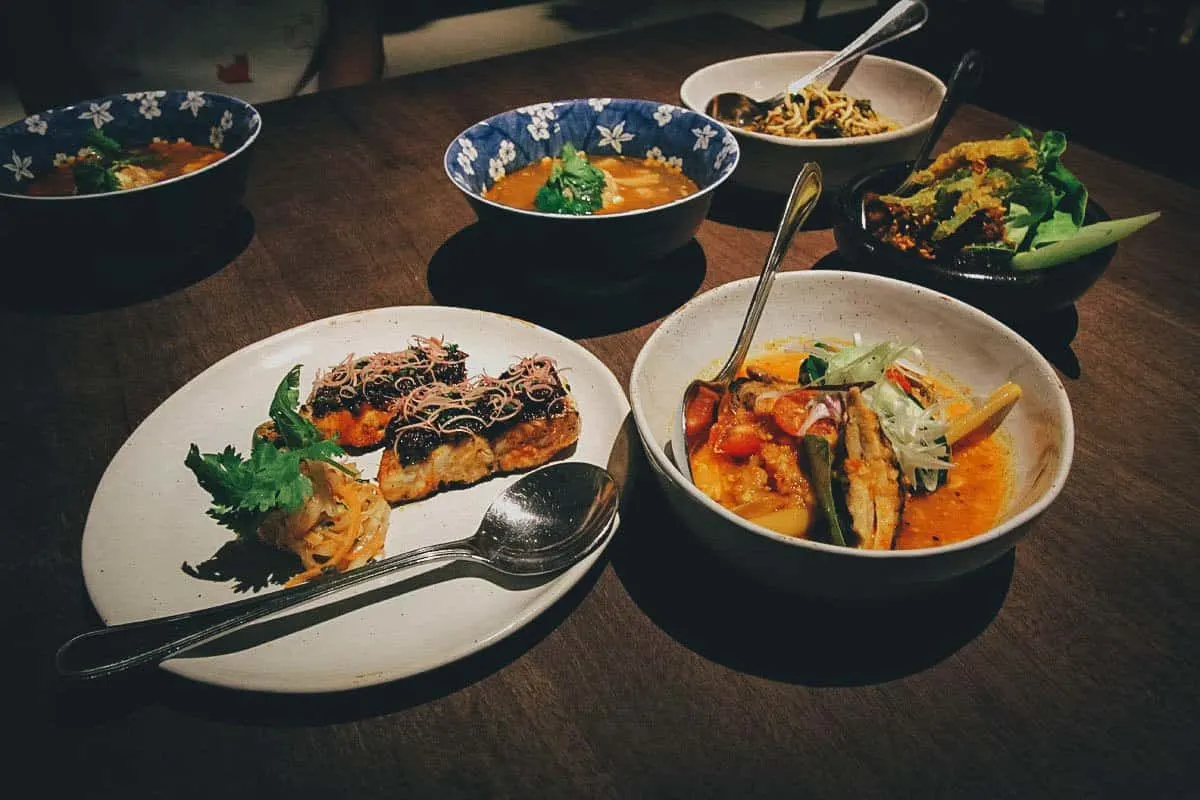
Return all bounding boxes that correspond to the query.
[832,161,1116,323]
[0,91,260,263]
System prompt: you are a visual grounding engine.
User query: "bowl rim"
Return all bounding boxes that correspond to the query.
[442,96,740,222]
[629,268,1076,561]
[0,90,262,202]
[679,51,947,150]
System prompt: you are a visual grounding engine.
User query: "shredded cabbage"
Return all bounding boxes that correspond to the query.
[862,380,953,492]
[810,340,917,386]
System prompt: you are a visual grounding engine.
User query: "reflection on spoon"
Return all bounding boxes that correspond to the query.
[56,462,620,680]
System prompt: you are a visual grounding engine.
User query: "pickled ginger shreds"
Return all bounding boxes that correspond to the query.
[810,340,919,387]
[862,379,954,492]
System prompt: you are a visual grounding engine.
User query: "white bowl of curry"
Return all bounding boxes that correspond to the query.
[629,269,1074,598]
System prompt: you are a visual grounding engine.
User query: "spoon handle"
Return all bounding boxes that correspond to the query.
[782,0,929,98]
[55,538,479,680]
[893,48,984,195]
[714,162,823,383]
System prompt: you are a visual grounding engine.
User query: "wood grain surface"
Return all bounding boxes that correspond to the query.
[6,14,1197,799]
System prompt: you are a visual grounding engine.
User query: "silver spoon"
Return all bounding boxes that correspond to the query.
[859,48,984,226]
[707,0,929,128]
[56,461,619,680]
[674,162,823,479]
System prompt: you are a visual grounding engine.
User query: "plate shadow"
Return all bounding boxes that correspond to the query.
[609,457,1014,687]
[811,249,1083,378]
[427,223,706,338]
[0,205,254,314]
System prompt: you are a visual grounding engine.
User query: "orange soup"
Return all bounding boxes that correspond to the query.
[485,154,699,214]
[685,345,1015,551]
[26,139,226,197]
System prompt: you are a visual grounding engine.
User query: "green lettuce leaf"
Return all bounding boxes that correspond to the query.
[1012,212,1161,271]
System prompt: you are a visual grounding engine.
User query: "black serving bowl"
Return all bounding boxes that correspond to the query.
[832,161,1116,324]
[0,91,260,263]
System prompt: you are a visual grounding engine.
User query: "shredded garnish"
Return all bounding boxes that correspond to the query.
[307,337,465,412]
[389,355,568,445]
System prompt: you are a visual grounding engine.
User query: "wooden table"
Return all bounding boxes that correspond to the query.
[10,14,1197,798]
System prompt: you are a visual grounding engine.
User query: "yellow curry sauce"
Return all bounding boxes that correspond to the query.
[484,154,699,214]
[688,350,1013,550]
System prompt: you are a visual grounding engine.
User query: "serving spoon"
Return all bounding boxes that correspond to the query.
[674,162,823,480]
[707,0,929,128]
[56,461,620,680]
[859,48,983,226]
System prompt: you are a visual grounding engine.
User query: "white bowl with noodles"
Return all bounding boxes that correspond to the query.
[628,270,1074,599]
[680,52,945,194]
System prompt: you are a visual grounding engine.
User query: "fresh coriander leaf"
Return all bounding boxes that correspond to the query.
[534,143,607,215]
[269,365,328,449]
[72,161,119,194]
[84,127,123,158]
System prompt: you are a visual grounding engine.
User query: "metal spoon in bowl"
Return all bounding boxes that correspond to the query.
[859,48,984,227]
[707,0,929,128]
[56,461,620,680]
[675,162,823,480]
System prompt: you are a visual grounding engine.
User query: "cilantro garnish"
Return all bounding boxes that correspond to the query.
[533,143,608,215]
[185,365,348,536]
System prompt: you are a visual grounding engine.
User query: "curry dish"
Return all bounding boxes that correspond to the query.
[485,145,699,215]
[685,341,1017,550]
[26,134,226,197]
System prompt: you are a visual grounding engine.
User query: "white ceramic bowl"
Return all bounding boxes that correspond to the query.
[679,52,945,194]
[629,270,1074,598]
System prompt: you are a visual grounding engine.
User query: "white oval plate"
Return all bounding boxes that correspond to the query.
[82,306,630,693]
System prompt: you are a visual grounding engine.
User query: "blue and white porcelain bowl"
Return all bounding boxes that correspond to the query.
[0,90,260,251]
[444,98,739,267]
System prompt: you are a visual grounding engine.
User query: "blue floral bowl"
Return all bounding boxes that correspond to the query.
[443,98,739,267]
[0,90,260,251]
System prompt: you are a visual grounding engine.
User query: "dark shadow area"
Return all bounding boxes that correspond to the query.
[609,460,1014,686]
[810,249,1082,378]
[53,540,613,726]
[428,222,706,338]
[0,205,254,314]
[707,183,837,232]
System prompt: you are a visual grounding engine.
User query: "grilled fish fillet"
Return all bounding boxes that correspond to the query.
[842,387,904,550]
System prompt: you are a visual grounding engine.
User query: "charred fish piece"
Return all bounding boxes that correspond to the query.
[841,386,904,550]
[301,337,469,450]
[377,356,581,504]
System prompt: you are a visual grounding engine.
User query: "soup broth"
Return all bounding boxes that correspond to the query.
[25,139,226,197]
[485,154,699,214]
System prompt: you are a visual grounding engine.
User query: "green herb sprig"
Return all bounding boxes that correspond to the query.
[184,366,348,535]
[533,143,608,215]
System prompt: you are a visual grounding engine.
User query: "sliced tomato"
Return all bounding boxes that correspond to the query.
[714,423,762,458]
[771,390,819,436]
[684,386,721,441]
[885,366,913,395]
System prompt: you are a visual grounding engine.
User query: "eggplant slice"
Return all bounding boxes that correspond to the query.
[841,387,905,549]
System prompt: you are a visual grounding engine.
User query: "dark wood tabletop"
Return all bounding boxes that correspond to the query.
[9,13,1198,799]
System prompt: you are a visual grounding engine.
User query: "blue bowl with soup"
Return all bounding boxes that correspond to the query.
[0,90,260,255]
[444,98,740,269]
